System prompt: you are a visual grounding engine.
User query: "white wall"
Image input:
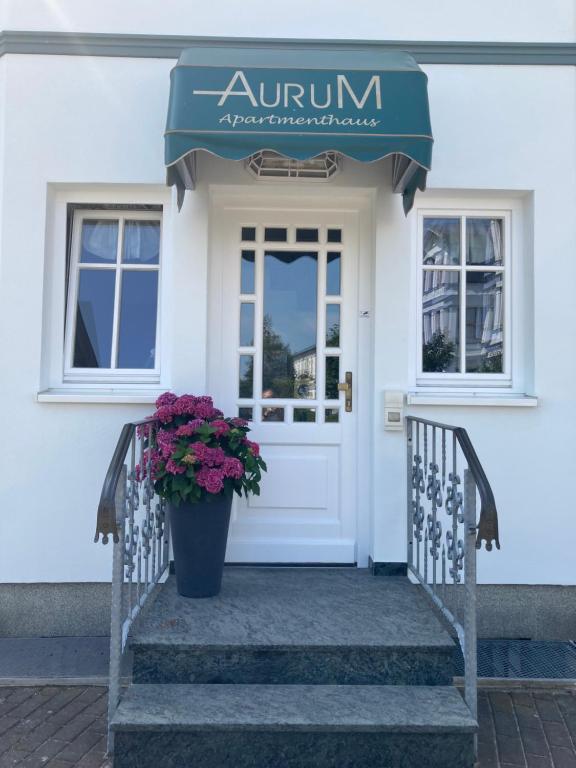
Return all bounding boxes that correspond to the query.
[1,0,574,42]
[0,39,575,584]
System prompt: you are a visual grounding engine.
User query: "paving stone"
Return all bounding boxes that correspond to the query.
[54,729,104,763]
[535,697,564,723]
[544,720,574,748]
[526,755,553,768]
[497,733,527,765]
[51,713,98,741]
[495,711,521,737]
[522,724,550,756]
[517,704,544,731]
[491,692,515,713]
[19,737,67,766]
[550,746,576,768]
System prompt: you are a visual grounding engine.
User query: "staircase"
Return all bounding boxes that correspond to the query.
[110,567,476,768]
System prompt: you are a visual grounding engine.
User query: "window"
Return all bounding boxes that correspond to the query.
[417,211,510,386]
[64,210,162,382]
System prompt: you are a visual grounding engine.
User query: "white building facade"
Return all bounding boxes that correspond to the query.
[1,0,575,638]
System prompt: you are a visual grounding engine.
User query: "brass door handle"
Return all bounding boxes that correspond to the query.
[337,371,353,412]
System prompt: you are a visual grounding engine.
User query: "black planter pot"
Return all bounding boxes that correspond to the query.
[168,496,233,598]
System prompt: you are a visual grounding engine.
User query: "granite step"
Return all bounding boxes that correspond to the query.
[111,683,477,768]
[130,568,457,686]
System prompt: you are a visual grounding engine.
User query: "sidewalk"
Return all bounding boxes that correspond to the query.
[1,685,575,767]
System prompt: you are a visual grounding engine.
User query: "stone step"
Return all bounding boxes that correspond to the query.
[130,568,457,686]
[111,683,477,768]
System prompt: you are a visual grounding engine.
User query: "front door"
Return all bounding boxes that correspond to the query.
[209,204,360,563]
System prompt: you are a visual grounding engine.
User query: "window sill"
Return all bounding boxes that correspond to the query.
[407,392,538,407]
[37,388,165,404]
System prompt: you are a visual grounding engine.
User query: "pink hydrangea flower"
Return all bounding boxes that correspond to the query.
[155,392,178,408]
[166,459,186,475]
[175,419,204,437]
[222,457,244,479]
[174,395,199,416]
[196,467,225,494]
[243,439,260,457]
[211,420,230,438]
[155,405,176,424]
[157,429,176,459]
[192,443,226,467]
[230,417,248,428]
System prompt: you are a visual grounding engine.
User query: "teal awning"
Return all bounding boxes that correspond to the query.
[165,46,433,213]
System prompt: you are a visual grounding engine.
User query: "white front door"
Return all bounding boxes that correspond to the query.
[209,202,361,563]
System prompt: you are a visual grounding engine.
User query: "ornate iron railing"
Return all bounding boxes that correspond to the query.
[406,416,500,726]
[94,417,169,753]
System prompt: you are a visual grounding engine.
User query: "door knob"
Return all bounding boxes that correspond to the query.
[337,371,353,412]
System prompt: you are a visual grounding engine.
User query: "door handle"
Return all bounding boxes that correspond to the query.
[337,371,353,413]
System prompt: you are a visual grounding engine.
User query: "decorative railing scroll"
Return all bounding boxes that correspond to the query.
[95,418,170,753]
[406,416,499,727]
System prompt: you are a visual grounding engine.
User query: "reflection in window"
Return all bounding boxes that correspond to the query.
[262,251,318,399]
[325,356,340,399]
[73,270,116,367]
[422,271,460,373]
[262,406,284,422]
[294,408,316,422]
[238,407,253,421]
[122,221,160,264]
[326,304,340,347]
[240,302,255,347]
[239,355,254,398]
[326,252,341,295]
[423,218,460,266]
[241,251,256,294]
[117,272,158,368]
[325,408,339,423]
[467,219,503,265]
[466,272,503,372]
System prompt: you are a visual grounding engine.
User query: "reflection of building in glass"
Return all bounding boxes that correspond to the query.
[422,270,460,372]
[466,272,503,372]
[292,345,317,399]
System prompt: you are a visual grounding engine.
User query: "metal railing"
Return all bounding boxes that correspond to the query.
[94,417,169,753]
[406,416,500,724]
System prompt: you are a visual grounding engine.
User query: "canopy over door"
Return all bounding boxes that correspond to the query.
[165,46,433,213]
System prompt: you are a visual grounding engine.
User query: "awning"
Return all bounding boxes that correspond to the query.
[165,46,433,213]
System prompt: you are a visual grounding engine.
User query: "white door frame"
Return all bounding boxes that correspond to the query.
[207,184,374,567]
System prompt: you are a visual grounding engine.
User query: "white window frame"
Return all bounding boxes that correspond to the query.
[63,209,162,385]
[414,204,519,391]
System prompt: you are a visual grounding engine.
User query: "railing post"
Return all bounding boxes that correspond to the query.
[463,468,478,728]
[406,418,414,568]
[106,465,127,755]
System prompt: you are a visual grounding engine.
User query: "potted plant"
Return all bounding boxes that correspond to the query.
[140,392,266,598]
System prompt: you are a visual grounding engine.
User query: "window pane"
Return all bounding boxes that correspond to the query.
[80,220,118,264]
[117,271,158,369]
[423,218,460,265]
[466,218,503,265]
[326,252,341,296]
[264,227,287,242]
[262,406,284,422]
[262,251,317,399]
[73,270,115,367]
[296,228,319,243]
[326,304,340,347]
[241,226,256,242]
[466,271,504,373]
[239,355,254,398]
[325,355,340,399]
[238,407,253,421]
[327,229,342,243]
[122,220,160,264]
[422,270,460,373]
[241,250,255,294]
[325,408,339,423]
[240,302,255,347]
[294,407,316,422]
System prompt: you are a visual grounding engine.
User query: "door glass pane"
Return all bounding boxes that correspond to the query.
[326,304,340,347]
[117,271,158,369]
[238,406,253,421]
[325,356,340,399]
[423,218,460,265]
[296,228,318,243]
[422,270,460,372]
[466,271,504,373]
[326,252,341,296]
[239,355,254,398]
[241,251,255,294]
[264,227,287,242]
[122,220,160,264]
[240,302,255,347]
[262,251,318,399]
[325,408,339,423]
[73,270,116,367]
[80,220,118,264]
[466,218,503,265]
[262,406,284,422]
[327,229,342,243]
[241,226,256,242]
[294,407,316,422]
